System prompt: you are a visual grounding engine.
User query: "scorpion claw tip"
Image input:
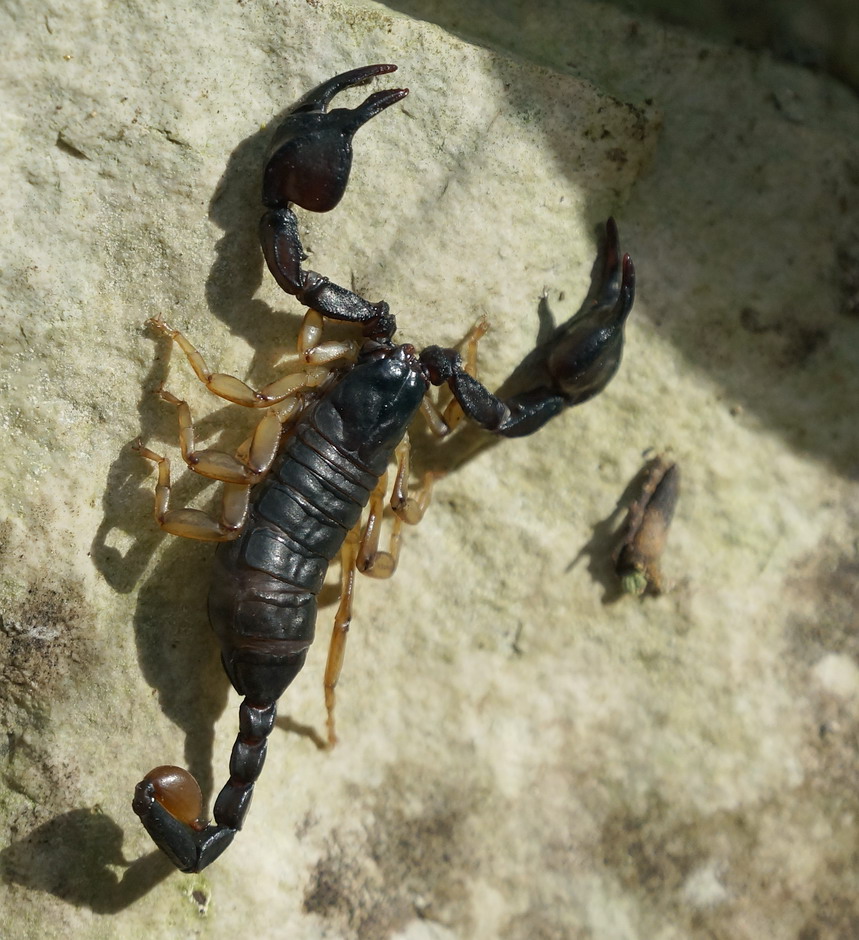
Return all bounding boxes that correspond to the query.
[621,254,636,301]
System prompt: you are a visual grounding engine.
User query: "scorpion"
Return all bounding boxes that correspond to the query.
[132,64,636,872]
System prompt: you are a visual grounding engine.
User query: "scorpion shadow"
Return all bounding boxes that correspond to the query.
[0,809,175,911]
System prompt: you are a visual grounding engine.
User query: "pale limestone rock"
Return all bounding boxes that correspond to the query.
[1,0,857,937]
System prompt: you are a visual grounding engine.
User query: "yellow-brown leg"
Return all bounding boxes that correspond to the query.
[323,523,361,746]
[135,386,312,541]
[356,435,435,575]
[323,435,436,745]
[155,388,301,485]
[136,310,352,540]
[133,441,251,541]
[136,372,312,540]
[147,310,354,407]
[297,309,361,365]
[390,434,435,525]
[355,471,398,578]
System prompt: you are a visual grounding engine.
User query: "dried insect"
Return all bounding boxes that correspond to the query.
[613,456,679,596]
[131,64,636,871]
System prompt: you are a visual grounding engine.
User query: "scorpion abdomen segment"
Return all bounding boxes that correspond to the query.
[207,363,427,705]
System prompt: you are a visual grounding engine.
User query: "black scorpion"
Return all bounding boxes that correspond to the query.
[132,64,636,872]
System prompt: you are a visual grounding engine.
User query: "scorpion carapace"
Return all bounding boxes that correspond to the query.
[132,63,636,872]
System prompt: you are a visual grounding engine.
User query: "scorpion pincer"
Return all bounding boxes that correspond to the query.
[132,64,636,872]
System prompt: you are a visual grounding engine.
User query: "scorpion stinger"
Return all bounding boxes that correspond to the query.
[133,65,637,873]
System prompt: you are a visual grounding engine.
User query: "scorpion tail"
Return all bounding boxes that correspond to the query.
[132,699,276,872]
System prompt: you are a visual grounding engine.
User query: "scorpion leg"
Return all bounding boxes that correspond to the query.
[355,471,398,579]
[132,441,250,541]
[134,391,312,541]
[390,435,436,525]
[322,470,395,746]
[134,383,314,541]
[296,308,361,365]
[419,219,636,438]
[356,435,435,576]
[135,309,364,538]
[152,388,300,485]
[323,524,361,747]
[323,435,434,745]
[260,66,408,339]
[146,315,332,407]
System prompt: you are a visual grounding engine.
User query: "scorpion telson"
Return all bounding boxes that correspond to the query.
[132,63,636,872]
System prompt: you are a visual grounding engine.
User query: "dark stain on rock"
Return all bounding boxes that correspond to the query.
[0,574,96,729]
[737,306,829,368]
[785,542,859,666]
[0,521,101,828]
[303,768,480,937]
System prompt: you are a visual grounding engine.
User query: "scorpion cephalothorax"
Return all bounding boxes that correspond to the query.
[132,64,635,872]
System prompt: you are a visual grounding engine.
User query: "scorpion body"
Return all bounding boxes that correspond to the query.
[209,350,427,712]
[132,64,636,872]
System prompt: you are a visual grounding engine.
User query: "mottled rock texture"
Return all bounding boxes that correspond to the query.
[1,1,858,938]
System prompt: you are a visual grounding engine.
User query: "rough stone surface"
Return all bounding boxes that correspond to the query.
[1,0,858,938]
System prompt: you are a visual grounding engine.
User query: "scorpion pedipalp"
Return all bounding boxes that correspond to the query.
[545,218,635,406]
[262,63,408,213]
[259,65,406,339]
[420,219,636,438]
